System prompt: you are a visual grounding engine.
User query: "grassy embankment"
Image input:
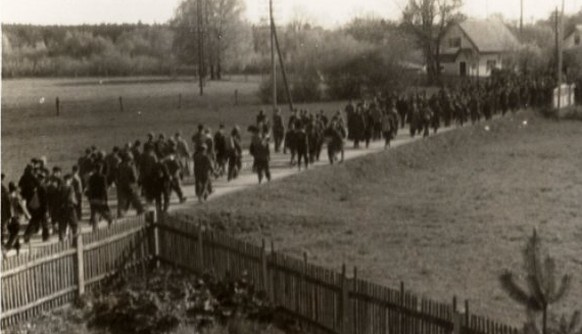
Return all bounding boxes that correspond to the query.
[183,110,582,326]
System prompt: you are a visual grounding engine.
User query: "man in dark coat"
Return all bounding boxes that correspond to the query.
[249,129,271,184]
[104,147,122,187]
[58,174,78,241]
[116,154,144,217]
[352,106,366,148]
[155,134,168,159]
[324,118,346,164]
[139,146,158,203]
[87,164,113,230]
[272,109,285,153]
[285,123,297,165]
[214,125,228,176]
[295,123,309,170]
[345,100,355,140]
[18,165,38,206]
[193,144,214,202]
[226,126,243,182]
[46,167,63,234]
[306,117,321,163]
[150,158,170,212]
[164,149,186,203]
[22,173,49,242]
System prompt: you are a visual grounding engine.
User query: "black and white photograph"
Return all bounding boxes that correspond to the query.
[0,0,581,333]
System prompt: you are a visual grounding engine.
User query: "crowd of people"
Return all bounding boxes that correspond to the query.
[1,75,553,255]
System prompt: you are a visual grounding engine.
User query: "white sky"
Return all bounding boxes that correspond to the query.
[1,0,581,27]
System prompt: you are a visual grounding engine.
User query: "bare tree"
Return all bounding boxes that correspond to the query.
[401,0,464,83]
[172,0,246,80]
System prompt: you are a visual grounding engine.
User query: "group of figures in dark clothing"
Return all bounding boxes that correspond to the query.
[344,76,555,146]
[1,126,244,255]
[1,75,553,255]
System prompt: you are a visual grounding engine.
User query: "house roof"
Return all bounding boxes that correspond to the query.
[458,18,520,53]
[565,24,582,39]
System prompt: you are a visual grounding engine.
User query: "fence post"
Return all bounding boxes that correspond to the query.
[260,239,269,300]
[465,300,470,330]
[118,96,124,113]
[400,281,405,334]
[271,241,276,304]
[198,224,204,270]
[146,210,159,268]
[55,97,60,116]
[353,266,358,334]
[75,233,85,296]
[453,296,462,334]
[340,263,350,334]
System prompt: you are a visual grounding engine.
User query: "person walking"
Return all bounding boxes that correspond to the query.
[164,149,187,203]
[295,123,309,170]
[5,183,30,254]
[87,164,113,231]
[213,125,228,177]
[71,165,83,220]
[23,173,49,242]
[116,153,144,218]
[249,128,271,184]
[58,175,78,242]
[226,126,243,182]
[193,144,214,203]
[272,109,285,153]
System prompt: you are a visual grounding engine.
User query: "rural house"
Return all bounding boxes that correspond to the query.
[564,24,582,50]
[439,18,520,77]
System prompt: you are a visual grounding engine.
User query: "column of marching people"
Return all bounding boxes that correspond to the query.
[1,74,556,255]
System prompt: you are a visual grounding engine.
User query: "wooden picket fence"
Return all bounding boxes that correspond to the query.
[1,211,522,334]
[0,214,152,329]
[156,213,522,334]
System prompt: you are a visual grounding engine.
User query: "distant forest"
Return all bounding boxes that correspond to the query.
[1,23,240,78]
[0,19,418,85]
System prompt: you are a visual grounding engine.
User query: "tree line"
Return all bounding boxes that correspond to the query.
[2,0,581,103]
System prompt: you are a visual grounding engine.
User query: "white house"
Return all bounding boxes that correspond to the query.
[564,24,582,50]
[439,18,520,77]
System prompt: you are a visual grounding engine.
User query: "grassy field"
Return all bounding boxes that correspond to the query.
[184,110,582,326]
[1,76,345,179]
[2,77,581,328]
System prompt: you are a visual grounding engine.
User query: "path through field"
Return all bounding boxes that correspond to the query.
[9,122,456,256]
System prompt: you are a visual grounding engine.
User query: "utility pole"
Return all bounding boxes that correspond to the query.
[557,0,565,109]
[197,0,204,96]
[519,0,523,37]
[269,0,277,111]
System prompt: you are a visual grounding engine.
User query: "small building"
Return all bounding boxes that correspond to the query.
[439,18,520,77]
[564,24,582,50]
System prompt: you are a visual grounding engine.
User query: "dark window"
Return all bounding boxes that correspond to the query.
[449,37,461,48]
[487,60,497,71]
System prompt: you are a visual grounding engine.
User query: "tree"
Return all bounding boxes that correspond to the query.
[172,0,248,80]
[401,0,464,84]
[499,229,571,334]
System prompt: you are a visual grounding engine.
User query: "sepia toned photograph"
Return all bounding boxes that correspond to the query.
[0,0,581,333]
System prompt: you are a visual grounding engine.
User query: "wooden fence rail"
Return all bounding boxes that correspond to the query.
[1,214,151,329]
[1,211,522,334]
[156,213,522,334]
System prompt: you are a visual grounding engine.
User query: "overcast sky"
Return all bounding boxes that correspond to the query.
[2,0,581,27]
